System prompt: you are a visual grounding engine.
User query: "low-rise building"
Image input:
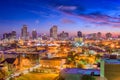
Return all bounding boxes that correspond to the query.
[40,57,66,69]
[0,58,19,72]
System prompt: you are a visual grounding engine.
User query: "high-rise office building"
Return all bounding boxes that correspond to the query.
[92,33,97,39]
[50,25,57,39]
[86,33,97,39]
[97,32,102,39]
[59,31,69,40]
[32,29,37,39]
[3,31,16,40]
[21,25,28,40]
[106,32,112,39]
[3,33,10,39]
[97,32,101,37]
[11,31,16,39]
[77,31,82,37]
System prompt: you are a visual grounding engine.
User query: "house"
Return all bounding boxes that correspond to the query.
[0,58,19,73]
[40,57,66,69]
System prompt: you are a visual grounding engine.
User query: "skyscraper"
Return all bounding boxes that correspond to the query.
[3,33,10,39]
[106,32,112,39]
[97,32,102,39]
[11,31,16,39]
[21,25,28,40]
[3,31,16,40]
[50,25,57,39]
[32,29,37,39]
[77,31,82,37]
[59,31,69,40]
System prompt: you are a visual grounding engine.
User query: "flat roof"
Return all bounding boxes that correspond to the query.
[61,68,100,76]
[103,58,120,64]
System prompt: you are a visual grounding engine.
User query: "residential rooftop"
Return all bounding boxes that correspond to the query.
[60,68,100,76]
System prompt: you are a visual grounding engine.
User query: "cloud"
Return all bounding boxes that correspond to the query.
[56,5,85,14]
[58,9,120,28]
[26,1,120,28]
[57,5,77,11]
[61,18,75,24]
[78,12,120,27]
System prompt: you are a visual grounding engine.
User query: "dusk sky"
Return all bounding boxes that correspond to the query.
[0,0,120,36]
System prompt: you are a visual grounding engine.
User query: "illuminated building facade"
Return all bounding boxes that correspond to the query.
[40,57,66,69]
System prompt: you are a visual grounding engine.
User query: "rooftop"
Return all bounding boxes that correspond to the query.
[103,58,120,64]
[0,58,16,64]
[60,68,100,76]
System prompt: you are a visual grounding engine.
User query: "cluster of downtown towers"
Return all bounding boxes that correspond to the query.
[2,25,114,40]
[2,25,82,40]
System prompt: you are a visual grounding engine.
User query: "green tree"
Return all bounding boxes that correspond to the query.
[58,76,65,80]
[81,75,96,80]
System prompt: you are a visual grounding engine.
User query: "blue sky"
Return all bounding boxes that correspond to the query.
[0,0,120,36]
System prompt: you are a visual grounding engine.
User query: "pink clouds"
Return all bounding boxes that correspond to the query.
[65,12,120,28]
[78,14,120,27]
[57,7,120,28]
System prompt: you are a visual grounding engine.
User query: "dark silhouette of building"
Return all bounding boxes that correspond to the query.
[97,32,102,39]
[32,29,37,39]
[3,33,12,39]
[77,31,82,37]
[21,25,28,40]
[106,32,112,39]
[50,25,58,39]
[11,31,17,39]
[59,31,69,40]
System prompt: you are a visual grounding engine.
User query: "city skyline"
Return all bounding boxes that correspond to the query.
[0,1,120,80]
[0,0,120,36]
[1,25,119,37]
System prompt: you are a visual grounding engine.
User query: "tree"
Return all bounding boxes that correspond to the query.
[81,75,96,80]
[77,63,84,68]
[58,76,65,80]
[0,69,9,79]
[95,54,101,59]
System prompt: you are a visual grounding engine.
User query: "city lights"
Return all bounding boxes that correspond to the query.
[0,0,120,80]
